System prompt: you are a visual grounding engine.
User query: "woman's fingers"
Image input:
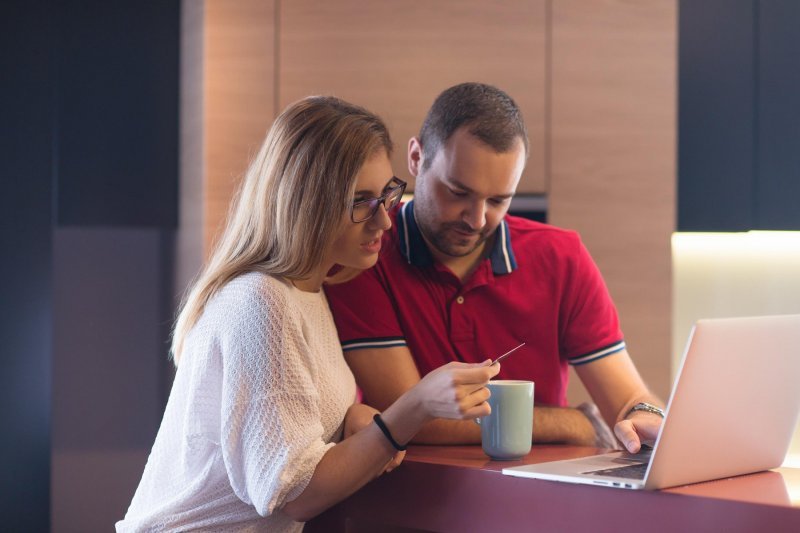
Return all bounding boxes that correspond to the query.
[381,451,406,474]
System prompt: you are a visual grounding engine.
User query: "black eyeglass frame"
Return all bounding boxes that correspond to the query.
[350,177,407,223]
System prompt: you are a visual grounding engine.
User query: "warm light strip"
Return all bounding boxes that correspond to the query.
[788,473,800,506]
[784,455,800,469]
[672,230,800,256]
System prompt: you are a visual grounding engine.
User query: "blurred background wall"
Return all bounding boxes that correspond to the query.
[2,1,798,531]
[676,0,800,465]
[2,1,179,531]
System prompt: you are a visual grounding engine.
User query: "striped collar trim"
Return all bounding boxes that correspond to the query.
[396,200,517,275]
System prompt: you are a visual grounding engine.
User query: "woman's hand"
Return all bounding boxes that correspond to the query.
[413,360,500,421]
[344,402,405,475]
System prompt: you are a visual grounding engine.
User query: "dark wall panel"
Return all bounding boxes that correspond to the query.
[0,2,54,530]
[679,0,800,231]
[56,1,179,227]
[52,228,168,450]
[678,0,755,231]
[2,1,180,528]
[756,0,800,229]
[51,228,176,531]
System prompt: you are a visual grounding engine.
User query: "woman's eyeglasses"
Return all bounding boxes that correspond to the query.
[350,177,407,223]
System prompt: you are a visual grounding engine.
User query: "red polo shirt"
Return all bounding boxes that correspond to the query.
[325,201,624,406]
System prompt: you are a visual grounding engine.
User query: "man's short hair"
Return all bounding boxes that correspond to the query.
[418,82,529,170]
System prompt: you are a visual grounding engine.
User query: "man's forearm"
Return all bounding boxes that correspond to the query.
[411,418,482,445]
[532,406,596,446]
[409,406,596,446]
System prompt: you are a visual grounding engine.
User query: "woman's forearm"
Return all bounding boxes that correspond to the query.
[281,391,426,522]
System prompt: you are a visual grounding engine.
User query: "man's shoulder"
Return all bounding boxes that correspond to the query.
[373,213,410,270]
[505,215,582,249]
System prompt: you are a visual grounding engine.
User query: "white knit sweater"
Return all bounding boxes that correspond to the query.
[117,272,356,532]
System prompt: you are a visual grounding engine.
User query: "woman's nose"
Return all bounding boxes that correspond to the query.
[368,202,392,230]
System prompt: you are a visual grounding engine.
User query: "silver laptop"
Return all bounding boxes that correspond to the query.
[503,315,800,490]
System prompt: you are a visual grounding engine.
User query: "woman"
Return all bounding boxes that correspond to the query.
[117,96,499,532]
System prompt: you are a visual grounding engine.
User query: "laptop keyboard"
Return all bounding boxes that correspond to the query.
[585,462,648,480]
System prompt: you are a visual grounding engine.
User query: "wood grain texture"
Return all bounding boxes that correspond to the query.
[549,0,677,402]
[191,1,676,406]
[204,0,276,254]
[278,0,546,193]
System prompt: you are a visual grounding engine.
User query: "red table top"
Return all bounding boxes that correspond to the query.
[308,444,800,532]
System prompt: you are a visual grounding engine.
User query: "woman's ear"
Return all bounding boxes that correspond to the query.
[408,137,423,178]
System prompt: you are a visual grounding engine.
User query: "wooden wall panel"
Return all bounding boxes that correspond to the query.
[204,0,276,254]
[549,0,677,402]
[191,0,677,407]
[278,0,546,193]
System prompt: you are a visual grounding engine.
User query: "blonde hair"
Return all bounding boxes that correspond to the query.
[171,96,392,362]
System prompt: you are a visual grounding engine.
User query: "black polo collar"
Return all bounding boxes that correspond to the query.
[396,200,517,275]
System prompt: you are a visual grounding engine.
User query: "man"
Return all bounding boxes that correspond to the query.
[326,83,662,453]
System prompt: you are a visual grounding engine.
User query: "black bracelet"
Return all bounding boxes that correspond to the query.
[373,414,407,451]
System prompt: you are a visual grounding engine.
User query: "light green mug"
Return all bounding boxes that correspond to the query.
[476,380,534,460]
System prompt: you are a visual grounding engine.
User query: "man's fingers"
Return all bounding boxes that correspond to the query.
[452,365,498,386]
[461,400,492,419]
[451,359,493,368]
[453,385,492,415]
[458,380,493,398]
[614,419,642,453]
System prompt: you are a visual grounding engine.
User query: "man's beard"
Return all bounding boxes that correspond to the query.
[420,219,490,258]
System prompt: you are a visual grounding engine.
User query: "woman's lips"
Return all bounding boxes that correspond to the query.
[361,237,382,253]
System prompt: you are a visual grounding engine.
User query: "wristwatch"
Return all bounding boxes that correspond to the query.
[625,402,665,419]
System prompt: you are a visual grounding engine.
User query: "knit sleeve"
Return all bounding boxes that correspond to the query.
[215,277,334,517]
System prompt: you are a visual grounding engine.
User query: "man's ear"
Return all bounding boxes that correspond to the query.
[408,137,423,178]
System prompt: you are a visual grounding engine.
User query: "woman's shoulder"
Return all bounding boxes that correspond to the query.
[214,271,289,307]
[198,272,292,334]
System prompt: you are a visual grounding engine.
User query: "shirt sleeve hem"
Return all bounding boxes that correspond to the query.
[341,336,407,352]
[568,340,626,366]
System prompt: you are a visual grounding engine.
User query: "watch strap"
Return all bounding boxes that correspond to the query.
[625,402,665,419]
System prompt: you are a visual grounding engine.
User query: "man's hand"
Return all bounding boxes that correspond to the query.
[412,360,500,420]
[576,402,621,449]
[614,411,662,453]
[344,403,380,439]
[343,403,405,475]
[574,349,664,453]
